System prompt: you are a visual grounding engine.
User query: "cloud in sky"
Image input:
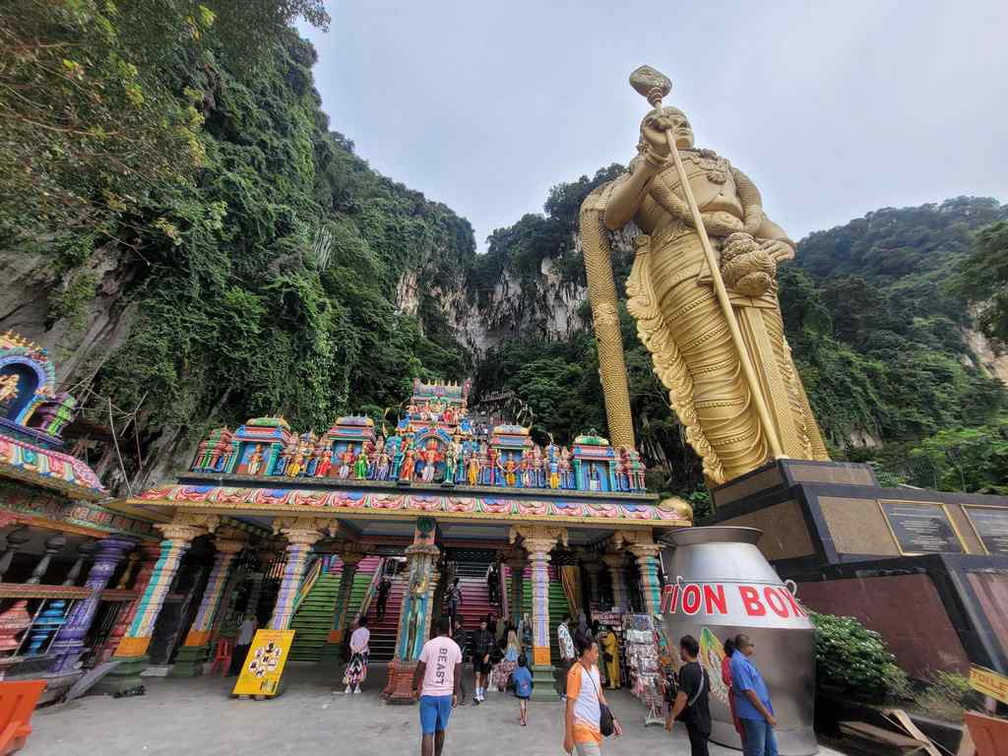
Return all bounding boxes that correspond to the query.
[300,0,1008,249]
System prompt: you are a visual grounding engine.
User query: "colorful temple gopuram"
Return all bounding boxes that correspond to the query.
[0,333,155,702]
[105,378,690,699]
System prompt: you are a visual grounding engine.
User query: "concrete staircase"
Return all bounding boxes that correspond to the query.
[450,560,501,630]
[506,564,571,664]
[289,556,387,662]
[359,575,404,662]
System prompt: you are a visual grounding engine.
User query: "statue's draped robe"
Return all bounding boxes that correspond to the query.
[611,151,828,483]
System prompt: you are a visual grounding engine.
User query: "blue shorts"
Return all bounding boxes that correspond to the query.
[419,695,453,735]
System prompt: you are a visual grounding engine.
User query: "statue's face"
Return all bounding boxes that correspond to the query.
[666,108,694,149]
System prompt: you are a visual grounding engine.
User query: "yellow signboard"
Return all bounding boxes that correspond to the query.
[968,665,1008,706]
[232,629,295,697]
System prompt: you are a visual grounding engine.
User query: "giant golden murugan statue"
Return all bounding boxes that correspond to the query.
[581,66,828,484]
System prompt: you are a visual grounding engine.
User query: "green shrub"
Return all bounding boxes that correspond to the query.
[912,670,983,722]
[810,611,908,702]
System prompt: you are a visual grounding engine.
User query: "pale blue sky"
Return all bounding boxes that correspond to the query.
[301,0,1007,249]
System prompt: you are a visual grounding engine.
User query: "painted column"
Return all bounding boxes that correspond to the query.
[603,552,629,612]
[96,523,205,697]
[628,543,664,617]
[511,525,566,702]
[26,533,67,584]
[49,536,135,673]
[326,549,367,651]
[268,518,325,631]
[114,523,202,658]
[583,561,604,609]
[95,541,159,664]
[382,517,438,704]
[503,554,528,628]
[172,534,245,677]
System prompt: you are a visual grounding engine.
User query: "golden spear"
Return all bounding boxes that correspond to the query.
[629,65,785,459]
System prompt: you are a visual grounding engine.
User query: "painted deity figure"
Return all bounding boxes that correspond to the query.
[375,449,391,481]
[338,445,354,480]
[466,451,480,486]
[354,449,368,480]
[581,89,828,484]
[316,449,332,478]
[629,449,645,491]
[391,445,404,481]
[486,447,499,486]
[548,454,561,490]
[560,447,574,489]
[519,453,532,488]
[500,457,517,487]
[421,448,437,483]
[287,447,305,477]
[588,463,602,492]
[247,447,263,476]
[443,446,457,484]
[400,447,415,482]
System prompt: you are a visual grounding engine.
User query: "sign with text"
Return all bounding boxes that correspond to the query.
[963,505,1008,556]
[232,629,295,697]
[660,581,809,628]
[879,501,964,555]
[969,665,1008,705]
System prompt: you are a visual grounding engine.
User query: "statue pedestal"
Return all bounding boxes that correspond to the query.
[381,659,418,705]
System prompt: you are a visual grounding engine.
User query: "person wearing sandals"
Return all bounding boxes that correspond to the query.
[564,636,622,755]
[512,653,533,726]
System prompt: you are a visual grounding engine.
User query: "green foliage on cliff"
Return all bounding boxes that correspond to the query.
[2,1,474,464]
[954,220,1008,344]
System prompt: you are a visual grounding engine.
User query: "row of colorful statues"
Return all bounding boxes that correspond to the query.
[214,435,646,493]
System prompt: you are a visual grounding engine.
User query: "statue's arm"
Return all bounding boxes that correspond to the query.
[603,156,659,230]
[733,166,795,260]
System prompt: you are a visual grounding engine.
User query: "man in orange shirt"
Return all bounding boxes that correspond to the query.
[564,636,622,755]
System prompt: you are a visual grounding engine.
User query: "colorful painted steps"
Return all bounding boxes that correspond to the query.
[506,565,571,665]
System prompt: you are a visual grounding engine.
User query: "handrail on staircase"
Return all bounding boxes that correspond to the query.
[355,557,387,623]
[293,555,323,615]
[499,562,509,625]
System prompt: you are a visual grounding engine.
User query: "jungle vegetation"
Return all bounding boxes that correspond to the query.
[1,3,1005,497]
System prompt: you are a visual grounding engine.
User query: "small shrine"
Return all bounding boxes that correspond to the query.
[0,332,156,702]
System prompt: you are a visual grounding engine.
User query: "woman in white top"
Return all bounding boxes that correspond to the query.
[343,615,370,694]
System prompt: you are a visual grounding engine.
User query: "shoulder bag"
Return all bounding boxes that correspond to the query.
[580,662,615,737]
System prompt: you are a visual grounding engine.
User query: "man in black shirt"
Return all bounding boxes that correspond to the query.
[471,617,494,704]
[666,634,711,756]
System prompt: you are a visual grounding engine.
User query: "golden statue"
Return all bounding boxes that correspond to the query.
[581,66,828,484]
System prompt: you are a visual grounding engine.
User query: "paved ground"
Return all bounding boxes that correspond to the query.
[29,663,844,755]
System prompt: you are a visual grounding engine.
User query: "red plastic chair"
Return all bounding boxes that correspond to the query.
[0,680,46,755]
[209,638,233,676]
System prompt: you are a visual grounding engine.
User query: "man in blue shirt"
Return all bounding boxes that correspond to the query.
[729,634,778,756]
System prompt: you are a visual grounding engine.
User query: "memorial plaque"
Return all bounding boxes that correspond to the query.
[963,505,1008,555]
[879,501,964,555]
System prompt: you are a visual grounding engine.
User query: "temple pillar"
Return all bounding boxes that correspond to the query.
[171,531,246,677]
[268,517,327,631]
[0,526,31,580]
[501,548,527,628]
[616,530,664,617]
[62,540,96,586]
[48,536,135,673]
[382,518,439,704]
[510,525,567,701]
[26,533,67,584]
[101,516,214,696]
[95,541,159,664]
[603,552,629,612]
[323,547,368,661]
